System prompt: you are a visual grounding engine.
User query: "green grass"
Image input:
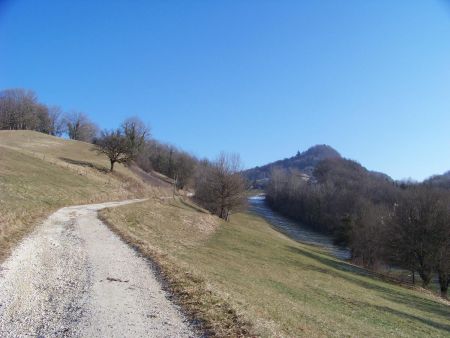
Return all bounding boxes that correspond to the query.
[0,130,154,261]
[101,198,450,337]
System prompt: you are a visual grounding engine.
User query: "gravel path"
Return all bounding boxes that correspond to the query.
[0,200,196,337]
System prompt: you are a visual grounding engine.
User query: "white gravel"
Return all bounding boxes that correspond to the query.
[0,200,196,337]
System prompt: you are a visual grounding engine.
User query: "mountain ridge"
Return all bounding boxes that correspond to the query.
[244,144,341,187]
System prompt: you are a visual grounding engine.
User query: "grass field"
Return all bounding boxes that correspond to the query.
[101,198,450,337]
[0,130,156,261]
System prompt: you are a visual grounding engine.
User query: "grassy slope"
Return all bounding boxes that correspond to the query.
[0,130,156,261]
[101,198,450,337]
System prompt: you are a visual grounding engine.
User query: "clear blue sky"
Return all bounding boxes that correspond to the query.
[1,0,449,181]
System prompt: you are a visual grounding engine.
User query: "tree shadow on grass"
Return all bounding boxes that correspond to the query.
[59,157,109,173]
[342,296,450,333]
[178,198,210,214]
[288,245,450,322]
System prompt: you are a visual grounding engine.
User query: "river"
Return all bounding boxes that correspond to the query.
[248,195,351,260]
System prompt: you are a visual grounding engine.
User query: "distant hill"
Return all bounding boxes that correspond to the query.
[369,170,394,183]
[424,170,450,189]
[244,145,341,187]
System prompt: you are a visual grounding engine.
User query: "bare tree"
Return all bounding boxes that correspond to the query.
[173,151,196,189]
[135,139,198,190]
[434,192,450,298]
[349,201,388,269]
[65,111,98,142]
[96,118,149,172]
[121,117,150,159]
[96,129,129,172]
[48,106,65,136]
[194,152,247,220]
[387,186,444,287]
[0,88,50,131]
[437,239,450,299]
[35,103,51,133]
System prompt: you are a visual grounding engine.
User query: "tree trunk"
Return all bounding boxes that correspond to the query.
[438,270,449,299]
[219,207,229,221]
[110,160,115,172]
[418,269,432,288]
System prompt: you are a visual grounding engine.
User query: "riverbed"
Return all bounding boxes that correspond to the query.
[248,195,351,260]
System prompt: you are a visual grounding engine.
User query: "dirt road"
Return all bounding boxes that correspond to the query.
[0,200,195,337]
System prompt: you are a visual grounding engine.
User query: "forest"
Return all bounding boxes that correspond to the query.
[266,157,450,298]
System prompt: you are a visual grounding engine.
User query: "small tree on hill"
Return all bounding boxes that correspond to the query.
[122,117,150,159]
[96,129,129,172]
[96,118,150,172]
[47,106,64,136]
[65,111,98,142]
[194,152,247,221]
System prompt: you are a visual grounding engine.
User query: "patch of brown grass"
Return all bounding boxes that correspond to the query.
[0,130,156,262]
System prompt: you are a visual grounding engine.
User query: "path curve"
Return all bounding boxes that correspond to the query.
[0,200,195,338]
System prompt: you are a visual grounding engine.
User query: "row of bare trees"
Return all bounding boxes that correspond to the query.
[136,141,197,189]
[0,89,62,135]
[135,142,247,219]
[0,88,98,142]
[387,186,450,296]
[266,159,450,298]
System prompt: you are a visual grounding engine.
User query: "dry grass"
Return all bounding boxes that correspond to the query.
[0,130,156,261]
[100,197,252,336]
[101,198,450,337]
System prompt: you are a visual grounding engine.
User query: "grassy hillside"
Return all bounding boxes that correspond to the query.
[101,198,450,337]
[0,130,159,261]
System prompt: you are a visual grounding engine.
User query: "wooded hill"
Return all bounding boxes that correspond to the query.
[243,145,341,188]
[426,171,450,189]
